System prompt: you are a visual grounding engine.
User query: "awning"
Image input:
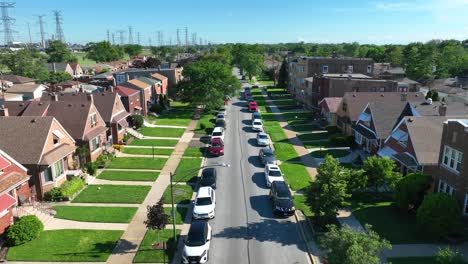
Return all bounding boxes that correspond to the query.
[393,152,419,168]
[117,118,129,128]
[52,130,65,139]
[377,146,397,158]
[352,124,377,139]
[0,171,30,194]
[84,126,108,141]
[112,111,130,124]
[0,193,16,213]
[39,144,76,165]
[134,106,142,110]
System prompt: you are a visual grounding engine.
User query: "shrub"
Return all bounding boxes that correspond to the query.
[132,114,144,129]
[123,133,132,143]
[416,193,463,238]
[199,123,206,130]
[113,144,124,151]
[44,187,63,202]
[395,173,432,211]
[86,162,97,176]
[329,134,347,146]
[6,215,44,246]
[150,104,163,114]
[60,178,85,198]
[325,125,339,134]
[436,247,465,264]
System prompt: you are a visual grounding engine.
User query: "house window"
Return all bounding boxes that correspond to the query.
[118,124,123,131]
[379,87,385,92]
[53,159,64,178]
[348,65,353,73]
[464,194,468,215]
[322,65,329,74]
[342,102,347,112]
[367,65,372,73]
[44,167,53,182]
[89,113,97,127]
[442,145,463,173]
[53,135,59,145]
[438,180,454,195]
[355,132,363,145]
[0,169,3,176]
[91,136,102,151]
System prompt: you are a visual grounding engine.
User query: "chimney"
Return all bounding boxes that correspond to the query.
[51,93,59,101]
[0,105,9,117]
[438,104,447,116]
[400,93,408,102]
[87,93,94,104]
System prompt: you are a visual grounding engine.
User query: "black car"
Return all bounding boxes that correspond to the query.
[259,148,277,165]
[214,119,226,129]
[251,111,262,122]
[200,168,217,189]
[270,181,295,217]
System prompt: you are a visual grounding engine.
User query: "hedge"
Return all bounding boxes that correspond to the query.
[6,215,44,246]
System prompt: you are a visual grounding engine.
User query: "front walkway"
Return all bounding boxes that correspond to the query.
[45,218,128,231]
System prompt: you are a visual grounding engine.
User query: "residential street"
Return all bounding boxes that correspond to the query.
[205,71,310,264]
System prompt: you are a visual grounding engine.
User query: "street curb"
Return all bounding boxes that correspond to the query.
[294,210,319,264]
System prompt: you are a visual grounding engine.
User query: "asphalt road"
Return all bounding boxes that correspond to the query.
[204,70,310,264]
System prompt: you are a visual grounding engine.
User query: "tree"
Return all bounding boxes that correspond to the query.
[144,57,161,68]
[123,44,143,57]
[239,52,264,80]
[45,40,77,63]
[306,155,350,226]
[320,224,391,264]
[416,193,463,238]
[394,173,432,211]
[132,114,144,129]
[436,247,465,264]
[144,198,170,243]
[150,46,173,61]
[176,59,241,110]
[47,71,72,84]
[362,156,401,191]
[84,41,125,62]
[1,48,50,81]
[76,146,89,167]
[277,59,288,88]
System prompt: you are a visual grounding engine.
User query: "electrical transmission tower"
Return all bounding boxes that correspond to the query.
[137,32,140,45]
[117,30,125,45]
[107,29,110,43]
[148,37,151,47]
[27,22,32,45]
[0,2,16,46]
[176,28,180,47]
[36,15,46,48]
[52,10,64,42]
[199,37,202,46]
[191,32,197,46]
[111,32,115,45]
[128,26,133,44]
[184,26,188,48]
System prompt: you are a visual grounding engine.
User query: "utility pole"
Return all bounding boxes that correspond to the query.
[160,31,164,46]
[137,32,140,45]
[52,10,64,42]
[128,26,133,44]
[169,37,172,47]
[27,22,32,45]
[176,28,180,47]
[117,30,125,45]
[107,29,110,43]
[0,2,16,46]
[36,14,46,48]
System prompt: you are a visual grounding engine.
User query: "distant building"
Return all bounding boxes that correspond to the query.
[5,84,47,101]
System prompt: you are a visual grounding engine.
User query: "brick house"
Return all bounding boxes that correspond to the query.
[121,79,153,117]
[113,68,182,97]
[5,84,47,101]
[116,85,141,115]
[1,74,36,85]
[46,62,84,78]
[0,116,76,199]
[0,149,31,234]
[151,73,168,95]
[136,77,161,104]
[318,97,342,126]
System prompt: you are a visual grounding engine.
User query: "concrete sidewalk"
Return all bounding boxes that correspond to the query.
[45,218,128,230]
[91,179,154,186]
[336,209,365,232]
[106,119,198,264]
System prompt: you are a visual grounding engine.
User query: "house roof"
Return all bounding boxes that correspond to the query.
[137,77,158,86]
[1,74,36,84]
[410,101,468,116]
[116,85,139,97]
[0,116,55,164]
[126,79,151,90]
[0,193,17,212]
[0,92,23,101]
[6,84,45,93]
[69,63,81,71]
[1,101,31,116]
[39,143,76,165]
[319,97,342,113]
[0,171,30,195]
[367,101,409,139]
[151,73,168,81]
[56,80,82,86]
[383,67,405,75]
[45,62,70,72]
[337,92,425,122]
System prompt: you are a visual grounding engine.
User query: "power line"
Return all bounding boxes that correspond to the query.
[116,30,125,45]
[199,37,202,46]
[176,28,180,47]
[148,37,151,47]
[35,14,46,48]
[191,32,197,46]
[111,32,115,45]
[128,26,133,44]
[0,2,16,46]
[52,10,64,42]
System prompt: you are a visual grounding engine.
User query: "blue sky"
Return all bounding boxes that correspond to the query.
[9,0,468,45]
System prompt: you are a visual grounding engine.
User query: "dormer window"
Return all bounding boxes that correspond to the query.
[90,113,97,127]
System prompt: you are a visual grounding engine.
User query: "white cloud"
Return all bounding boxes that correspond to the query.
[375,2,411,10]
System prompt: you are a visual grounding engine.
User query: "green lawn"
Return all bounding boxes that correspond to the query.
[75,52,96,66]
[264,123,287,142]
[98,170,159,181]
[107,157,167,170]
[7,229,123,262]
[280,162,311,191]
[73,185,151,204]
[162,184,194,204]
[140,127,185,138]
[164,207,188,224]
[298,132,330,141]
[123,147,174,156]
[288,124,320,133]
[387,257,438,264]
[130,139,179,147]
[310,149,350,159]
[270,99,296,106]
[287,119,314,125]
[294,195,314,217]
[172,158,202,182]
[53,206,138,223]
[281,112,312,120]
[183,147,206,157]
[194,113,215,134]
[133,229,180,263]
[274,142,300,162]
[147,104,193,127]
[304,141,332,149]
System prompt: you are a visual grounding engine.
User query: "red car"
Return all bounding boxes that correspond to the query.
[209,137,224,156]
[248,101,258,112]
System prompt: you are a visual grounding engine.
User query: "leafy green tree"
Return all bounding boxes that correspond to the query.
[343,168,367,192]
[342,42,360,57]
[416,193,463,238]
[84,41,125,62]
[123,44,143,57]
[1,48,50,81]
[47,71,72,84]
[306,155,350,225]
[144,57,161,68]
[278,59,288,88]
[176,59,241,110]
[45,40,77,62]
[394,173,432,211]
[383,45,403,66]
[362,156,402,191]
[150,46,173,61]
[132,114,144,129]
[436,247,465,264]
[320,224,391,264]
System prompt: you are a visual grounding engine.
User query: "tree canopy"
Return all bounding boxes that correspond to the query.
[1,48,50,81]
[123,44,143,57]
[47,71,72,84]
[84,41,125,62]
[394,173,432,211]
[362,156,402,191]
[45,40,77,63]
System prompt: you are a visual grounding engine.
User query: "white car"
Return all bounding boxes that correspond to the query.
[256,132,269,146]
[211,127,225,141]
[216,113,226,122]
[264,164,285,187]
[252,119,263,132]
[182,221,212,264]
[193,187,216,219]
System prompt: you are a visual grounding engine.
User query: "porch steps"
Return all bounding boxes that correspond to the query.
[14,205,55,227]
[126,127,144,139]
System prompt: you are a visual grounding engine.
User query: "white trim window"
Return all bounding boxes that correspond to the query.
[464,194,468,215]
[438,180,454,195]
[91,136,102,152]
[89,113,97,127]
[367,65,372,73]
[322,65,329,74]
[442,145,463,173]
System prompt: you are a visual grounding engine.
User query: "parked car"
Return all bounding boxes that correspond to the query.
[259,148,277,165]
[193,186,216,220]
[244,87,251,93]
[256,132,269,146]
[264,164,285,187]
[252,111,262,122]
[218,106,227,116]
[214,119,226,129]
[200,168,217,189]
[209,137,224,156]
[182,221,212,264]
[270,181,295,217]
[252,119,263,132]
[211,127,225,141]
[247,97,255,103]
[216,113,226,122]
[248,102,258,112]
[245,91,252,98]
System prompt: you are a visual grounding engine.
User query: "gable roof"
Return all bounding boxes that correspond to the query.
[151,73,168,81]
[137,77,158,86]
[1,101,31,116]
[125,79,151,90]
[319,97,342,113]
[69,63,81,71]
[367,101,409,139]
[45,62,70,72]
[410,101,468,116]
[1,74,36,84]
[338,92,425,122]
[6,84,45,93]
[116,85,139,97]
